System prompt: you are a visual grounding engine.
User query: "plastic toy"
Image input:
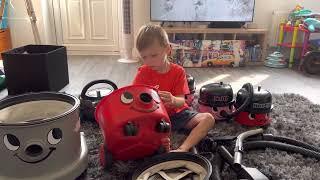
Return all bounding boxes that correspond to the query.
[288,21,301,68]
[265,51,287,68]
[276,20,311,69]
[198,82,272,126]
[198,82,234,121]
[0,0,9,29]
[302,39,320,74]
[79,79,117,122]
[221,83,272,127]
[304,18,320,32]
[0,92,88,179]
[95,85,171,169]
[302,50,320,74]
[289,5,320,23]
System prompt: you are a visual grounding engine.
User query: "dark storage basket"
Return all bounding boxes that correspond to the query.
[1,45,69,95]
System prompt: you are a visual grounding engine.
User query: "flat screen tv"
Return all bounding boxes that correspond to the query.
[150,0,255,22]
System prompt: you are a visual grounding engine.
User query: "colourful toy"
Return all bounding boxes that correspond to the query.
[0,0,9,29]
[302,51,320,74]
[304,18,320,32]
[301,39,320,74]
[276,20,311,69]
[95,85,171,169]
[289,21,300,68]
[265,51,287,68]
[288,5,320,24]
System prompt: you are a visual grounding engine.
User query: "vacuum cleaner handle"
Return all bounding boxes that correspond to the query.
[234,128,264,168]
[80,79,118,101]
[220,83,254,118]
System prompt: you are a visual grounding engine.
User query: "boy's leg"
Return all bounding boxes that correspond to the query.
[172,112,215,152]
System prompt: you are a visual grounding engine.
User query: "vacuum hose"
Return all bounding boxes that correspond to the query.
[221,83,253,118]
[243,141,320,160]
[234,128,264,167]
[247,134,320,153]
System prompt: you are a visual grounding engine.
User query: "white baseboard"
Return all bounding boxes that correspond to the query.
[67,51,120,56]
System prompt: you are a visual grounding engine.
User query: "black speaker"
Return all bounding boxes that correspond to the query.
[208,22,246,28]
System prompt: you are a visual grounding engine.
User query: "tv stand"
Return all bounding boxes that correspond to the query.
[208,22,245,28]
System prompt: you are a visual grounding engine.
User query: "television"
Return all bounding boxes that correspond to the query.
[150,0,255,22]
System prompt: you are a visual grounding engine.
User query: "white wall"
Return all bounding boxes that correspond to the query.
[8,0,320,49]
[130,0,320,52]
[254,0,320,29]
[133,0,320,32]
[8,0,54,48]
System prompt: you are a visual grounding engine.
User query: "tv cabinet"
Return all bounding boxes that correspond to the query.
[164,27,268,65]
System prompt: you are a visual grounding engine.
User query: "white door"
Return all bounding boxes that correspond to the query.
[52,0,120,54]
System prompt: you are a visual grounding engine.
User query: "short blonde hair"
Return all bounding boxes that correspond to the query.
[136,24,170,52]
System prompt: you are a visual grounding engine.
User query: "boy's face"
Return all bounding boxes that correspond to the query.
[139,41,171,71]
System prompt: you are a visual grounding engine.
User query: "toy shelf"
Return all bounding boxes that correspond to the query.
[164,27,268,66]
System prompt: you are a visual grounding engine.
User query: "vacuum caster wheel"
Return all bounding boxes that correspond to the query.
[156,120,170,133]
[99,144,113,170]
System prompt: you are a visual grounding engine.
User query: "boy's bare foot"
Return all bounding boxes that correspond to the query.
[170,147,188,153]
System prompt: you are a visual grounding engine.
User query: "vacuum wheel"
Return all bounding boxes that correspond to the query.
[99,144,113,170]
[131,152,212,180]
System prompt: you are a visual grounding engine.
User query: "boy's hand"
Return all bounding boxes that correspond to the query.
[158,91,176,108]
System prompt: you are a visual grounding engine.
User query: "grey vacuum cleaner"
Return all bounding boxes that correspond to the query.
[0,92,88,180]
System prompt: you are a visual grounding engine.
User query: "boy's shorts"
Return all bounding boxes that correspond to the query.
[170,108,198,131]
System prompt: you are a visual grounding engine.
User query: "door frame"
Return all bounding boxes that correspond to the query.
[47,0,123,55]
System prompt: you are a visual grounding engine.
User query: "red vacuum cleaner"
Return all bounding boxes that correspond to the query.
[199,82,272,126]
[221,83,272,127]
[95,84,171,169]
[198,82,234,121]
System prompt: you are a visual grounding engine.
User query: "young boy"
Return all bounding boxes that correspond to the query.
[132,24,215,152]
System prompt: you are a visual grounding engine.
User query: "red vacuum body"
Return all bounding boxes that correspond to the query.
[198,82,272,126]
[198,82,234,121]
[95,85,171,168]
[234,85,272,127]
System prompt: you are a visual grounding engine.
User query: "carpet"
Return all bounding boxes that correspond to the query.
[79,94,320,180]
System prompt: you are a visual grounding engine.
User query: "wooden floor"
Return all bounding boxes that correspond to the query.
[1,55,320,104]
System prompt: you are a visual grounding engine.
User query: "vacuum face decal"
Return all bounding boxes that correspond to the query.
[2,128,63,164]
